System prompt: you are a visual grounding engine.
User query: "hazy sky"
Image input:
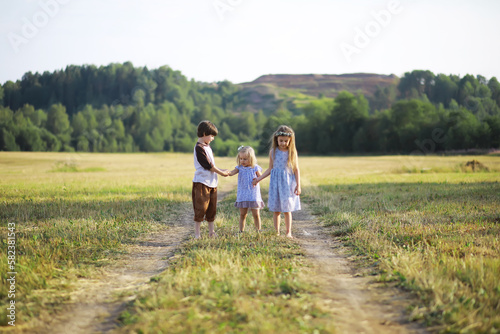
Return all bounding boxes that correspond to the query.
[1,0,499,84]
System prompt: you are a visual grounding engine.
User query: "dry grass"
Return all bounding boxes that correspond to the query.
[301,155,500,333]
[0,152,237,328]
[2,152,500,333]
[117,195,336,333]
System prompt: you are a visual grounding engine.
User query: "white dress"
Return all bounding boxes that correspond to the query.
[267,149,301,212]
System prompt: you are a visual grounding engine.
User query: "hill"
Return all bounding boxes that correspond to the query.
[236,73,399,114]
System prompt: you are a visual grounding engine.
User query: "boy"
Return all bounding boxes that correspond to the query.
[192,120,228,238]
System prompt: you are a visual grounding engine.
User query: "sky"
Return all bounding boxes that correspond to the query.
[1,0,500,85]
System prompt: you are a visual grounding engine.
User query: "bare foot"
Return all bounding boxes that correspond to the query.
[286,234,294,239]
[209,232,218,238]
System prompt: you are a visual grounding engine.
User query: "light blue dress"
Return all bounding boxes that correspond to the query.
[268,149,301,212]
[234,165,265,209]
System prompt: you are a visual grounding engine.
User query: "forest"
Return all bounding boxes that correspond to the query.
[1,62,499,155]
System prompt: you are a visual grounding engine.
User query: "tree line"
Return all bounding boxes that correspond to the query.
[1,64,499,155]
[293,71,500,153]
[0,62,265,156]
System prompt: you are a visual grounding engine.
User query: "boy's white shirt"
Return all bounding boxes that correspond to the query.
[193,142,218,188]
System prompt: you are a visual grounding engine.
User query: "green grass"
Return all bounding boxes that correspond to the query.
[116,195,336,333]
[0,152,218,328]
[300,155,500,333]
[2,152,500,333]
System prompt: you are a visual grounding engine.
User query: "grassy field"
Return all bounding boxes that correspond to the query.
[117,195,336,333]
[300,155,500,333]
[1,152,499,333]
[0,152,230,328]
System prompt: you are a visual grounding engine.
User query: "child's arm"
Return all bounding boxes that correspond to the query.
[227,168,239,176]
[196,144,228,176]
[294,157,301,195]
[211,166,229,177]
[252,152,273,185]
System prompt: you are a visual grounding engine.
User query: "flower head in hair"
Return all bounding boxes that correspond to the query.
[238,145,244,151]
[275,131,292,137]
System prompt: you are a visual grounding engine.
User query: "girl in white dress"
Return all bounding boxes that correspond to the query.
[253,125,301,238]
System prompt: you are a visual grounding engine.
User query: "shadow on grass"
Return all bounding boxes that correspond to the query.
[0,195,187,223]
[304,181,500,332]
[309,181,500,221]
[304,181,500,256]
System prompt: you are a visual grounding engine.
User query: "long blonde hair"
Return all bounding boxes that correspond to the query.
[270,125,298,171]
[237,146,257,167]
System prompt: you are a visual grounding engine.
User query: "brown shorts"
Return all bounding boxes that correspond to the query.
[192,182,217,222]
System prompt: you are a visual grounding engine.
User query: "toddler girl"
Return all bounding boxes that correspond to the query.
[228,146,264,232]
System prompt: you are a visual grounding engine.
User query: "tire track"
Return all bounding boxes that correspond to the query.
[36,184,236,334]
[34,204,192,334]
[294,203,428,334]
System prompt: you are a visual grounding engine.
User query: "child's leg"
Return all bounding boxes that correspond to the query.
[208,221,216,237]
[193,182,212,238]
[284,212,293,238]
[206,187,218,238]
[239,208,248,232]
[273,212,281,235]
[251,208,261,231]
[194,221,202,239]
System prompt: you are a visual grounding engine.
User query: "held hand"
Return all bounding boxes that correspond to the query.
[252,177,259,186]
[294,185,301,196]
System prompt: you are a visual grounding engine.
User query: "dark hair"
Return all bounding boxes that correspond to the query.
[197,120,218,137]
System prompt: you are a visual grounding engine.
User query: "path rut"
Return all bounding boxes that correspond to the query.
[294,204,427,334]
[35,203,193,334]
[36,188,426,333]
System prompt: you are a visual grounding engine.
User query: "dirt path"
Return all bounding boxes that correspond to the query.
[294,203,427,334]
[36,186,426,334]
[35,203,194,334]
[36,184,235,334]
